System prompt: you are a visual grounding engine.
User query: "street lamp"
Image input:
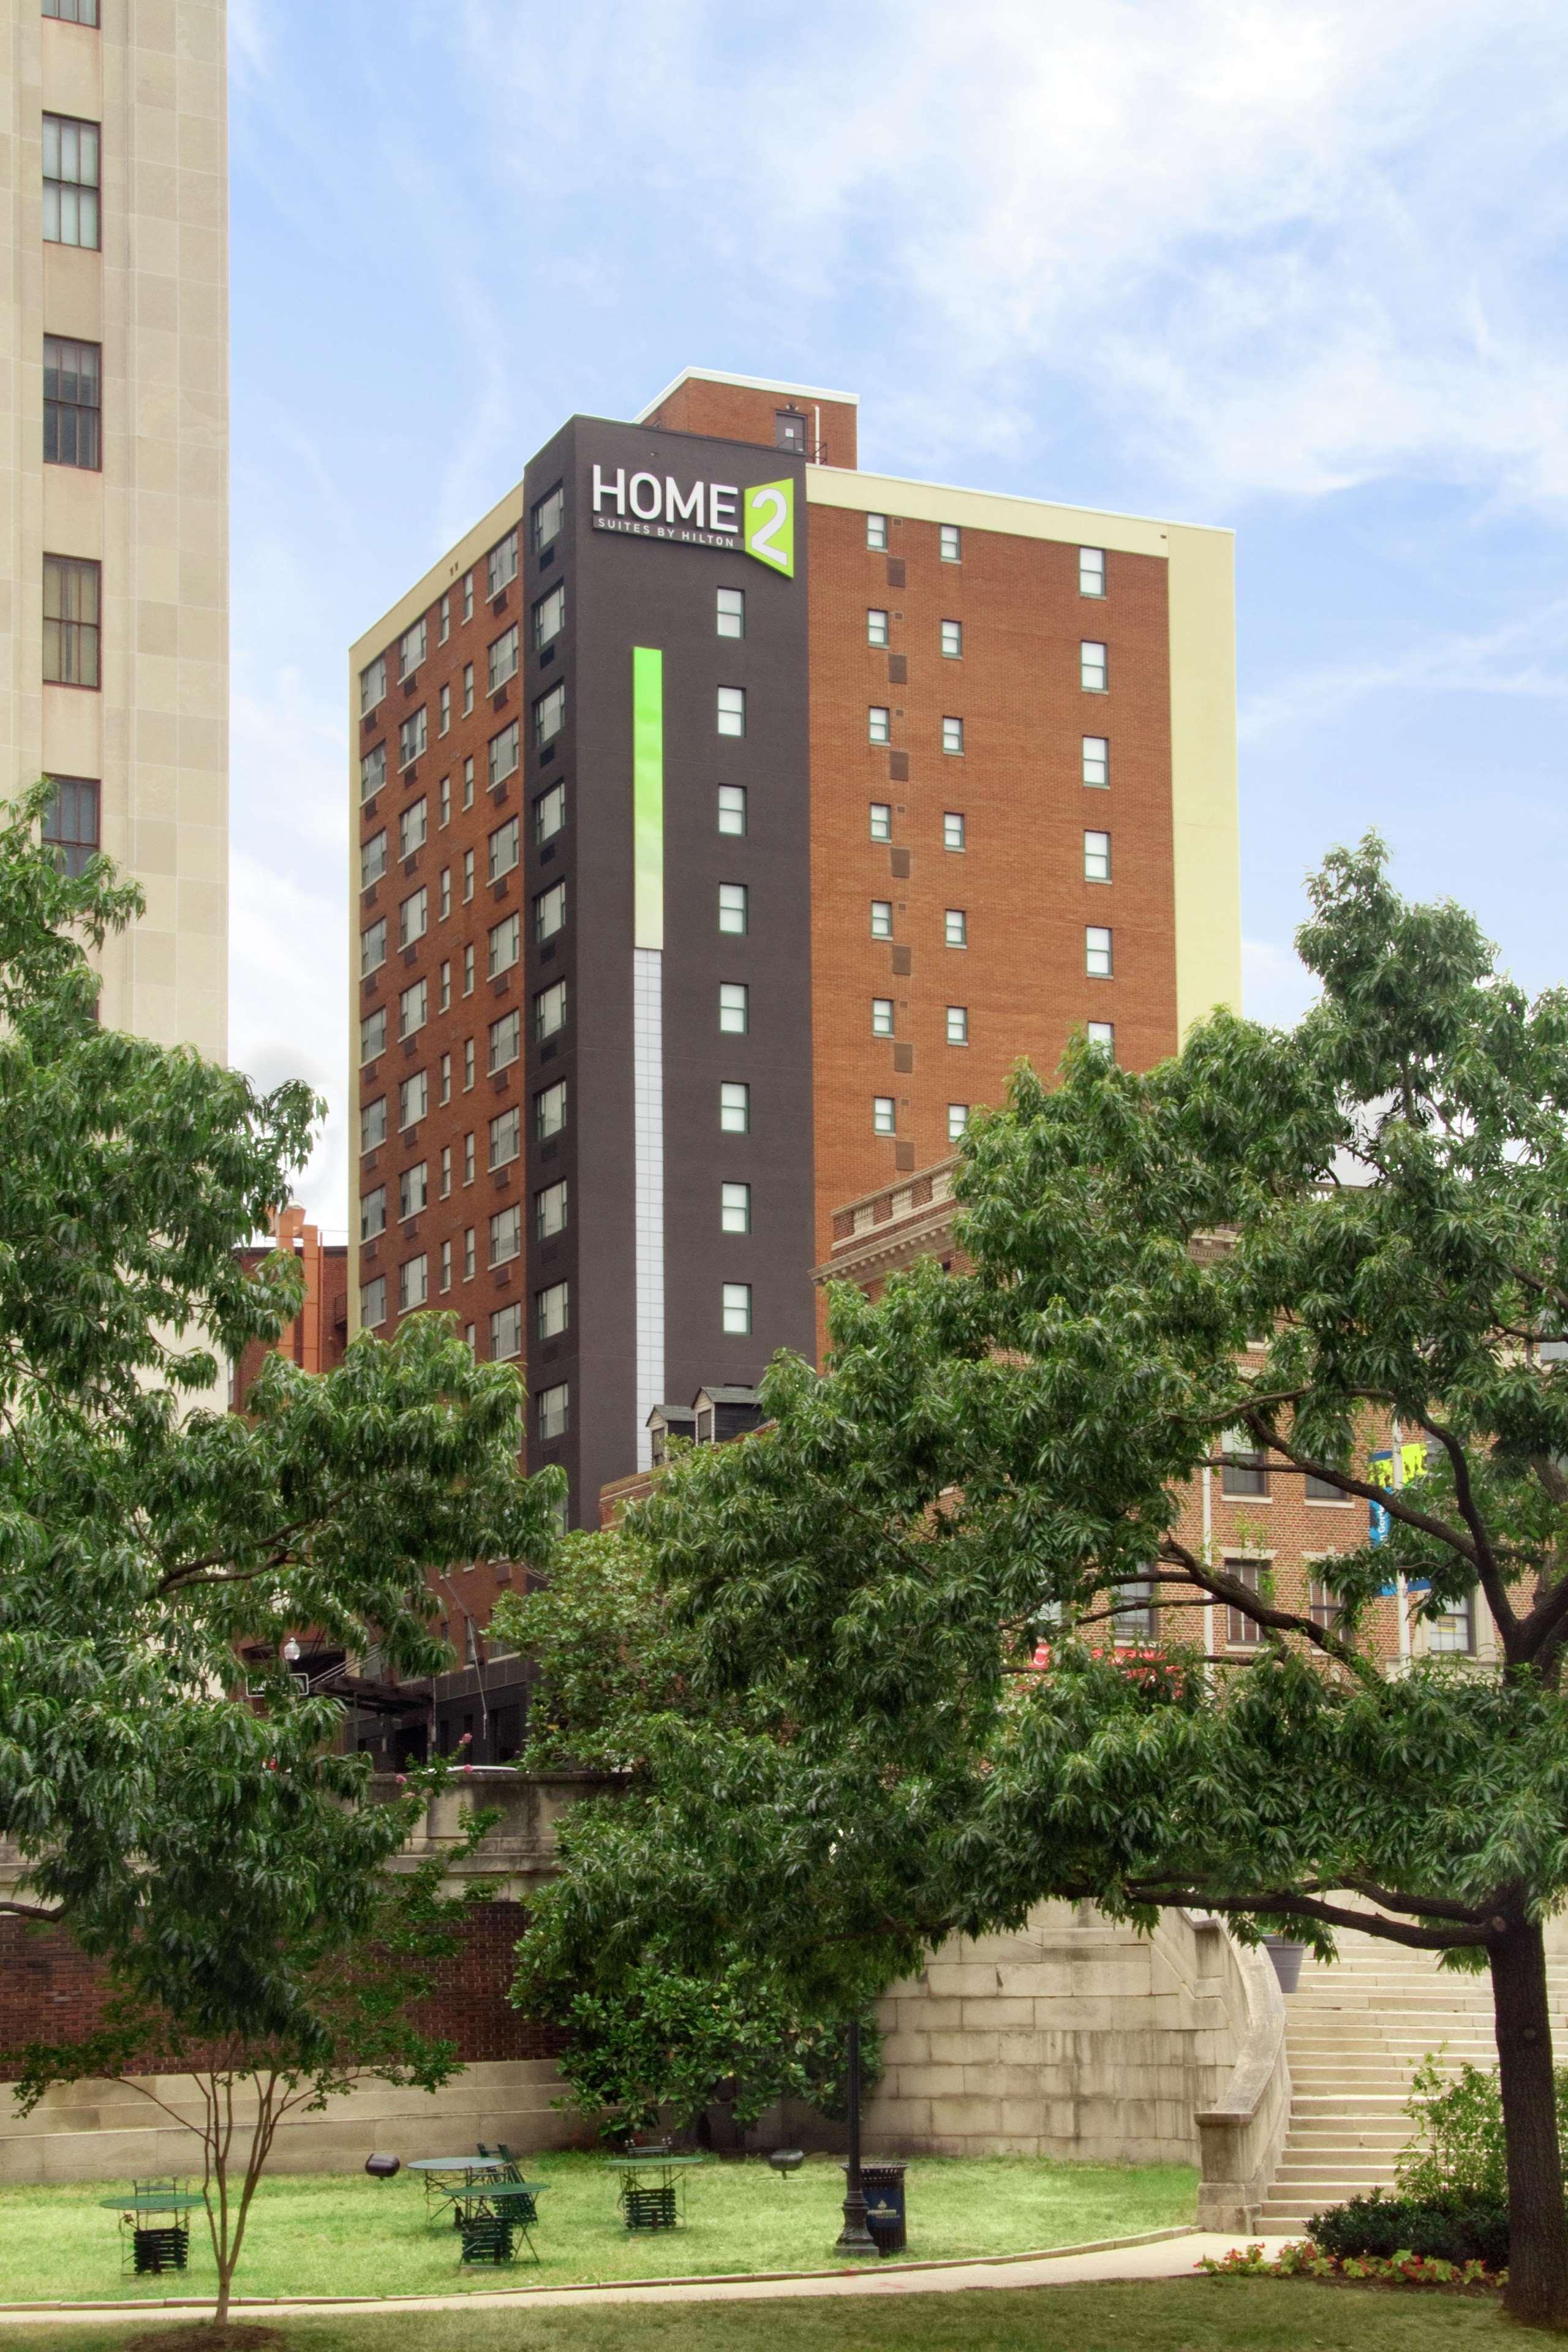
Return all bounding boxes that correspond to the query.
[834,2016,877,2256]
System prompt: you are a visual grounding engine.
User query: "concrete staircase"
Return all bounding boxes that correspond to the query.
[1258,1929,1568,2230]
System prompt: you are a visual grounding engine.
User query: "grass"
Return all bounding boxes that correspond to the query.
[0,2152,1195,2307]
[7,2280,1519,2352]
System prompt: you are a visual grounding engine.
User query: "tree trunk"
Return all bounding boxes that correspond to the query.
[1492,1917,1568,2324]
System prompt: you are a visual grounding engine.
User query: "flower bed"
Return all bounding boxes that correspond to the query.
[1200,2240,1504,2293]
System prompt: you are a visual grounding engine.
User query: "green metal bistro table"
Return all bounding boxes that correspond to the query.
[98,2188,203,2276]
[455,2178,548,2264]
[603,2152,707,2233]
[408,2155,511,2225]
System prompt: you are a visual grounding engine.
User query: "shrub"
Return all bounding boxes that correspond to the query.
[1309,2189,1510,2271]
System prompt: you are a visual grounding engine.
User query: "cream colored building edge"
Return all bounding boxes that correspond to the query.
[1,2,228,1057]
[346,486,523,1336]
[807,466,1242,1036]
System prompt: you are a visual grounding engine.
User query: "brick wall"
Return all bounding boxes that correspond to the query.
[642,377,859,469]
[0,1901,563,2079]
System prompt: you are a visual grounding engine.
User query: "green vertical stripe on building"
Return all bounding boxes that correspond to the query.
[632,646,663,952]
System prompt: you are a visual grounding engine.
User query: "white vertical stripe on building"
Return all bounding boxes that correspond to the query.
[633,946,665,1469]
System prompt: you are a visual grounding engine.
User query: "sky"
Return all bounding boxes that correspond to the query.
[227,0,1568,1233]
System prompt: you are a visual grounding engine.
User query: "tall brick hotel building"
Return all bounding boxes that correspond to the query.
[349,369,1241,1555]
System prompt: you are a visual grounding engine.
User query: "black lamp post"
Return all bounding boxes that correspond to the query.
[834,2016,877,2256]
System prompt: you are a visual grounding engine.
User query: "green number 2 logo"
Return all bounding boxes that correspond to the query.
[743,480,795,578]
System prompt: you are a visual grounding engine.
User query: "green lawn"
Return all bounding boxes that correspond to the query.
[0,2154,1194,2306]
[12,2280,1513,2352]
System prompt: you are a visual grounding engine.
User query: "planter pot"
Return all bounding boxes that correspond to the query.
[1262,1936,1307,1994]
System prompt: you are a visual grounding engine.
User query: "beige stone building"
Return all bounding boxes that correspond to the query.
[1,0,227,1055]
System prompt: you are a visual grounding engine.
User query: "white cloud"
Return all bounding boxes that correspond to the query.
[1240,600,1568,742]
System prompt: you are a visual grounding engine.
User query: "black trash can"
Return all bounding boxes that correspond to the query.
[858,2163,907,2255]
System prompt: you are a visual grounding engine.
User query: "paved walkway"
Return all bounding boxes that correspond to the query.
[0,2231,1295,2328]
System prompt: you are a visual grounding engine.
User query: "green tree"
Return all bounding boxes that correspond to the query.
[598,839,1568,2325]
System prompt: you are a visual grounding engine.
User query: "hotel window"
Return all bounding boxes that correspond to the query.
[491,718,522,782]
[775,409,808,453]
[869,802,892,841]
[722,1282,752,1335]
[462,848,475,902]
[942,716,964,755]
[943,811,966,851]
[490,1203,522,1267]
[359,744,386,801]
[360,655,387,717]
[42,115,99,249]
[947,1104,969,1143]
[399,1161,428,1220]
[399,1068,428,1129]
[866,513,888,550]
[43,554,99,686]
[398,1254,429,1313]
[44,0,100,19]
[533,582,565,650]
[492,1303,524,1361]
[399,708,427,771]
[1115,1578,1157,1644]
[489,1007,521,1072]
[870,900,893,939]
[945,908,967,948]
[721,1182,751,1234]
[491,1105,521,1167]
[535,1178,568,1239]
[1221,1428,1269,1498]
[399,617,426,679]
[462,663,475,715]
[488,624,519,693]
[873,1096,896,1136]
[1087,1020,1115,1057]
[463,1133,476,1183]
[941,619,962,660]
[946,1005,968,1045]
[439,1237,452,1292]
[40,775,98,875]
[486,527,519,598]
[1225,1559,1267,1648]
[361,1095,387,1153]
[488,910,520,977]
[717,587,745,639]
[532,687,564,750]
[537,1280,570,1340]
[720,1082,750,1134]
[439,775,451,827]
[1309,1577,1346,1632]
[360,1276,387,1329]
[439,683,450,736]
[360,1186,386,1243]
[1079,546,1106,597]
[399,887,427,950]
[360,1008,386,1064]
[439,592,450,644]
[462,1039,475,1094]
[1081,640,1108,692]
[398,978,427,1041]
[462,944,475,995]
[486,813,517,880]
[1305,1471,1351,1503]
[463,1227,476,1280]
[532,486,564,552]
[867,608,889,647]
[43,337,100,469]
[717,785,747,836]
[719,981,748,1034]
[399,797,427,857]
[940,524,961,562]
[538,1381,570,1441]
[1084,829,1111,883]
[462,755,475,808]
[361,829,386,889]
[533,1082,567,1140]
[1427,1594,1475,1655]
[1083,735,1109,788]
[440,1144,451,1196]
[1086,925,1112,978]
[867,705,890,745]
[534,979,567,1039]
[360,916,386,978]
[872,997,894,1038]
[438,1036,451,1088]
[534,880,566,941]
[462,571,475,622]
[718,883,748,936]
[717,686,746,737]
[535,781,566,843]
[439,867,451,920]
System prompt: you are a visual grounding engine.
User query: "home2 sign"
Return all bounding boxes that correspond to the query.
[590,465,795,578]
